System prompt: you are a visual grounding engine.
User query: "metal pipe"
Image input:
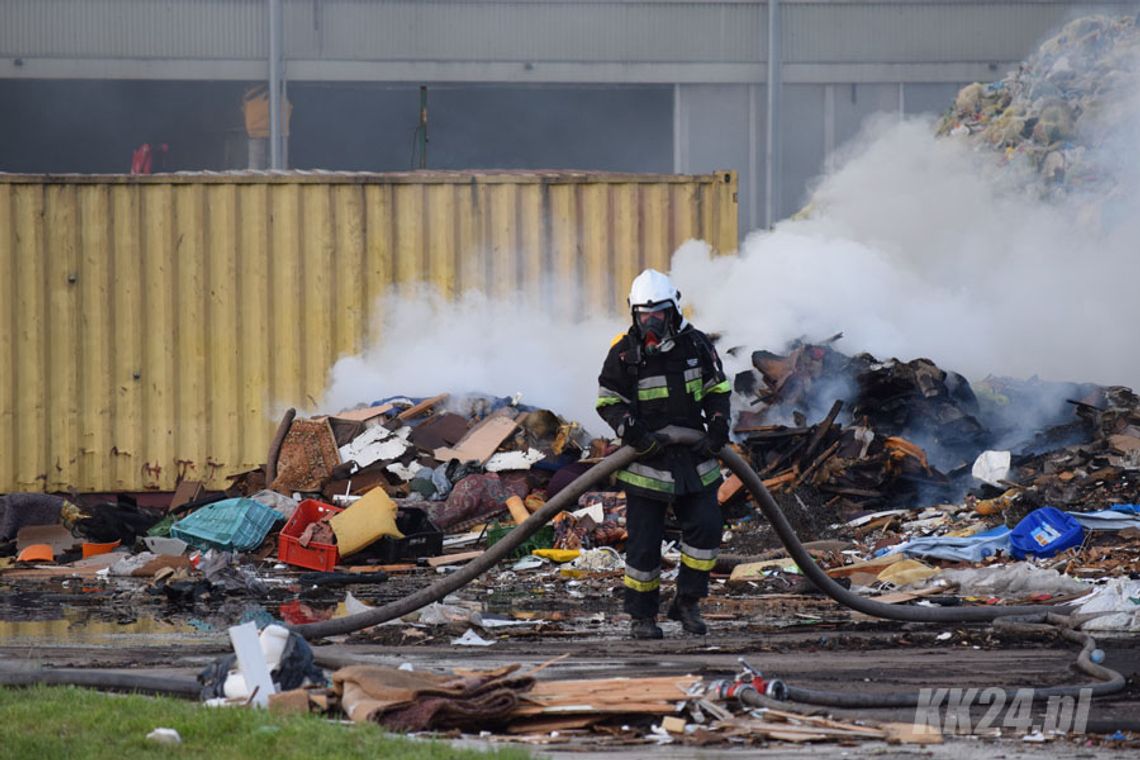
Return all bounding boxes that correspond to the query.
[0,667,200,697]
[764,0,782,228]
[418,85,429,169]
[268,0,283,170]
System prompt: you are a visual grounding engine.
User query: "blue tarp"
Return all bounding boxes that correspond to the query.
[1067,509,1140,531]
[883,525,1012,562]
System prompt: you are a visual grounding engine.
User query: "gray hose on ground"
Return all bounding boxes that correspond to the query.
[716,440,1077,622]
[771,612,1126,707]
[290,427,1124,704]
[0,667,200,697]
[295,426,1076,638]
[291,444,642,639]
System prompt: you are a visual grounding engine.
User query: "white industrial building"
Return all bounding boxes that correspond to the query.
[3,0,1136,231]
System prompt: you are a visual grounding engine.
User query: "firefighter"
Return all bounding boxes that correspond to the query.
[596,269,731,639]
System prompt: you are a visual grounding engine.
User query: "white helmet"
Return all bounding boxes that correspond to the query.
[628,269,680,312]
[627,269,687,348]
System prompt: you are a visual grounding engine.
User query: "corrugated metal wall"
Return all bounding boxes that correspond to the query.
[8,1,1135,73]
[0,171,737,493]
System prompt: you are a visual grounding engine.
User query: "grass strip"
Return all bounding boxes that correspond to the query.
[0,685,530,760]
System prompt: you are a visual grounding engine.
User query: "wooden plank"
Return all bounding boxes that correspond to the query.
[512,675,700,715]
[728,558,801,582]
[345,563,418,574]
[426,550,484,568]
[16,524,81,554]
[758,709,886,735]
[737,720,886,741]
[512,703,685,716]
[396,394,449,421]
[717,474,743,505]
[736,425,810,436]
[1,566,106,580]
[870,584,955,605]
[434,414,519,464]
[506,495,530,524]
[798,399,842,465]
[327,403,394,423]
[763,470,798,491]
[880,721,943,744]
[794,440,841,489]
[506,716,600,734]
[170,479,206,511]
[825,553,905,579]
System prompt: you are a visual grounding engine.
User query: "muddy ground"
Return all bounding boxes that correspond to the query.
[1,561,1137,758]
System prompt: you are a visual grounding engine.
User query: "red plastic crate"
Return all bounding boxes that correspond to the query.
[278,499,343,572]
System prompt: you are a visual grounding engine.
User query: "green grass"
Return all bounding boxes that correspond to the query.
[0,686,532,760]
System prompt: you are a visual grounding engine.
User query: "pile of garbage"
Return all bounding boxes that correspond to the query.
[206,648,947,747]
[0,392,643,615]
[937,13,1140,199]
[2,345,1136,640]
[728,335,1140,517]
[2,351,1140,747]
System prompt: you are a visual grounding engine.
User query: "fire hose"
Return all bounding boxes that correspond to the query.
[295,426,1081,637]
[1,431,1126,711]
[292,426,1127,707]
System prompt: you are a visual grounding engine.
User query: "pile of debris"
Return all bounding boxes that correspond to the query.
[2,358,1139,746]
[0,392,634,608]
[199,629,943,748]
[725,335,1140,518]
[936,13,1140,199]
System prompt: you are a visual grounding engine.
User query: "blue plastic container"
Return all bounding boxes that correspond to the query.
[1009,506,1084,559]
[171,497,284,552]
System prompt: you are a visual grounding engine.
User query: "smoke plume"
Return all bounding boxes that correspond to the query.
[322,285,622,430]
[323,20,1140,440]
[674,105,1140,390]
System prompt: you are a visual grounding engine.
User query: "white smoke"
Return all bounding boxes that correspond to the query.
[321,285,623,430]
[674,109,1140,389]
[321,24,1140,433]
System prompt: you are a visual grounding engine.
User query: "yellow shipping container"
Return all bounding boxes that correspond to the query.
[0,170,738,492]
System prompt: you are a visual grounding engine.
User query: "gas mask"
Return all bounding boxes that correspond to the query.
[633,303,677,354]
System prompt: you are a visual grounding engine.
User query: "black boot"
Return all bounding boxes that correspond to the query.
[630,617,664,640]
[667,595,708,635]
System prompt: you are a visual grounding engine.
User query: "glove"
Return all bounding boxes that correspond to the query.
[619,416,665,456]
[707,414,730,452]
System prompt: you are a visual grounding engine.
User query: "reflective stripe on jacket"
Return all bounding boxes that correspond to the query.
[596,325,731,501]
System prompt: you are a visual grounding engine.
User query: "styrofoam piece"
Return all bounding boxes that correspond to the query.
[485,448,545,472]
[339,426,412,468]
[228,621,276,707]
[143,536,188,556]
[386,461,424,481]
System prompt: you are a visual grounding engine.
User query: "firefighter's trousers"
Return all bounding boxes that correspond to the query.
[622,488,721,619]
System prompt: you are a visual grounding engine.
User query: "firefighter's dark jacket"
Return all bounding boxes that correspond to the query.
[596,325,732,501]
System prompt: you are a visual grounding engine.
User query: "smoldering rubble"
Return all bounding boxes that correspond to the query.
[3,13,1140,752]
